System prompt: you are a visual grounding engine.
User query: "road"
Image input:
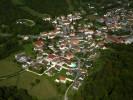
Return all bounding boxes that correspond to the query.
[64,57,80,100]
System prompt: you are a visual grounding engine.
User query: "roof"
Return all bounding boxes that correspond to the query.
[70,37,79,45]
[70,63,77,68]
[41,32,49,35]
[34,39,44,47]
[60,44,65,48]
[59,76,66,80]
[48,54,57,59]
[107,35,125,43]
[66,52,74,60]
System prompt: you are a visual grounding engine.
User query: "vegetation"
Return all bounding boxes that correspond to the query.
[0,0,54,35]
[108,29,131,36]
[0,70,61,100]
[0,86,36,100]
[22,0,70,16]
[0,0,54,59]
[71,43,133,100]
[22,43,34,57]
[0,55,21,75]
[0,0,32,25]
[0,37,21,59]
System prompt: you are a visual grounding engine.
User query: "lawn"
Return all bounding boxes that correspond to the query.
[0,55,20,76]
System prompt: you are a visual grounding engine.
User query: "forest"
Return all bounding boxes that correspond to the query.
[71,43,133,100]
[23,0,69,16]
[0,86,36,100]
[0,0,54,35]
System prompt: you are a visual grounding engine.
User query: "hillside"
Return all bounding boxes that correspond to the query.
[71,43,133,100]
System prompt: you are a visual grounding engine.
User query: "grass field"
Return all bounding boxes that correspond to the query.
[0,55,62,100]
[0,55,20,76]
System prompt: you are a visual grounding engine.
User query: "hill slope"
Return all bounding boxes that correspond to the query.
[72,44,133,100]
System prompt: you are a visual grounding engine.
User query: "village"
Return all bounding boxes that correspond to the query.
[15,7,133,91]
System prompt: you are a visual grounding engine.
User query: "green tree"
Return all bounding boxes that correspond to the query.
[72,43,133,100]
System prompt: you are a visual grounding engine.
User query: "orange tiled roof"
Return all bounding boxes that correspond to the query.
[59,76,66,80]
[34,39,44,47]
[48,54,57,59]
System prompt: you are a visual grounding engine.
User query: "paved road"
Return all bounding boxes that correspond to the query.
[64,57,80,100]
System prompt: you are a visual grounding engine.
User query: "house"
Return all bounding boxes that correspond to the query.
[59,76,73,83]
[29,61,44,71]
[22,64,28,69]
[47,54,57,61]
[97,41,105,47]
[48,33,56,39]
[55,79,60,83]
[69,62,77,68]
[46,67,56,76]
[85,30,94,35]
[79,69,87,74]
[15,53,31,63]
[23,36,29,40]
[106,35,125,43]
[42,60,49,65]
[63,20,71,25]
[59,76,67,83]
[70,32,76,36]
[70,37,80,46]
[59,40,68,50]
[65,52,74,60]
[34,39,44,48]
[40,32,49,37]
[34,39,44,52]
[66,69,73,76]
[125,36,133,44]
[73,81,81,90]
[55,65,62,71]
[59,44,67,50]
[43,17,51,21]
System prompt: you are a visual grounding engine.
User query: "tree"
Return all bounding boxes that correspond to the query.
[0,86,37,100]
[0,37,21,59]
[72,43,133,100]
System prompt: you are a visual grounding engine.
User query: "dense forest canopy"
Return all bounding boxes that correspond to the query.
[22,0,69,16]
[0,86,36,100]
[0,0,54,34]
[0,0,33,25]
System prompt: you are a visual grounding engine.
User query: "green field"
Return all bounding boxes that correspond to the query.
[0,55,62,100]
[0,55,20,76]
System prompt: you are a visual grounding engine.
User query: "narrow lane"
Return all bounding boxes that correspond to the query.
[64,57,80,100]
